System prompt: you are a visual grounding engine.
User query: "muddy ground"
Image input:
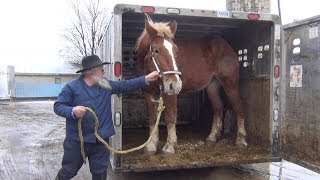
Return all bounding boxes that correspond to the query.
[0,100,319,180]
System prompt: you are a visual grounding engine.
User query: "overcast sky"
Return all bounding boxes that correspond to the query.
[0,0,319,73]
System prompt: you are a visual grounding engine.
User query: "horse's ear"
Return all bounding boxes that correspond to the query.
[169,20,177,36]
[145,20,157,38]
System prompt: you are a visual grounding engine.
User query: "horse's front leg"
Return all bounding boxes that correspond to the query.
[162,94,177,154]
[144,93,159,155]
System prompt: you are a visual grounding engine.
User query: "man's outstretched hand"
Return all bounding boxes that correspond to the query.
[145,71,159,84]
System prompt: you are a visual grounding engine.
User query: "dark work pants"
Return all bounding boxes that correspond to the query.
[56,139,109,180]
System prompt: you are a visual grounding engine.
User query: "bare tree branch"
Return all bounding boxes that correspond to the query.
[60,0,108,69]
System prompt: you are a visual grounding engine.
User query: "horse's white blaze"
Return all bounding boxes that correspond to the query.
[163,39,182,95]
[163,39,178,71]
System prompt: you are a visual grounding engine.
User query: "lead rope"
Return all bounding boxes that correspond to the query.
[78,97,165,164]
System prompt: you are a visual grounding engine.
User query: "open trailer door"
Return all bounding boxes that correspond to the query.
[280,15,320,173]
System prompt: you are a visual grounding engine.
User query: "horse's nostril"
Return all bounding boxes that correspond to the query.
[170,83,173,90]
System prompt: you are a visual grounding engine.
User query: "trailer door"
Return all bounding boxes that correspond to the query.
[280,15,320,173]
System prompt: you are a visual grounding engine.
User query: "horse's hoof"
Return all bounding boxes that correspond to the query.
[205,138,217,146]
[162,150,175,155]
[144,148,157,155]
[236,137,248,148]
[205,134,217,146]
[162,144,175,154]
[145,140,158,155]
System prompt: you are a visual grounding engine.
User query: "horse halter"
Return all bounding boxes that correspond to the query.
[149,46,182,76]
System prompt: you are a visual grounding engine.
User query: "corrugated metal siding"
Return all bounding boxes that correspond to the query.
[15,82,66,97]
[14,73,78,98]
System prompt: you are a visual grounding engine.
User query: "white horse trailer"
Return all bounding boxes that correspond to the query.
[98,4,320,173]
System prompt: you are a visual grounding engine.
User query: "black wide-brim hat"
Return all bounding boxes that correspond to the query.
[76,55,110,73]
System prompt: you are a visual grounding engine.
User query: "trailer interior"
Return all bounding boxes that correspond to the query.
[118,10,280,171]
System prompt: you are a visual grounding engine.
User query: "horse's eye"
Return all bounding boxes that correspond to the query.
[153,48,160,54]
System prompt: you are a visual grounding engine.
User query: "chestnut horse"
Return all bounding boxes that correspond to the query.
[135,18,247,154]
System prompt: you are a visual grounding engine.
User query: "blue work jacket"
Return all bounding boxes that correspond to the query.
[54,75,147,143]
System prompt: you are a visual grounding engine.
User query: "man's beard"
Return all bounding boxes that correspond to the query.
[93,76,112,90]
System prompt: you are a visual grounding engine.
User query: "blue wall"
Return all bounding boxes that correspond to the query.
[15,82,66,98]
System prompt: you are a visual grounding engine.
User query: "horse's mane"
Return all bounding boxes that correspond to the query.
[135,20,175,52]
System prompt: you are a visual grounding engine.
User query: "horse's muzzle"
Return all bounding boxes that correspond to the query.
[162,75,182,95]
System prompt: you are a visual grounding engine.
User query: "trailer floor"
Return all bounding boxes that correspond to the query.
[122,127,279,171]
